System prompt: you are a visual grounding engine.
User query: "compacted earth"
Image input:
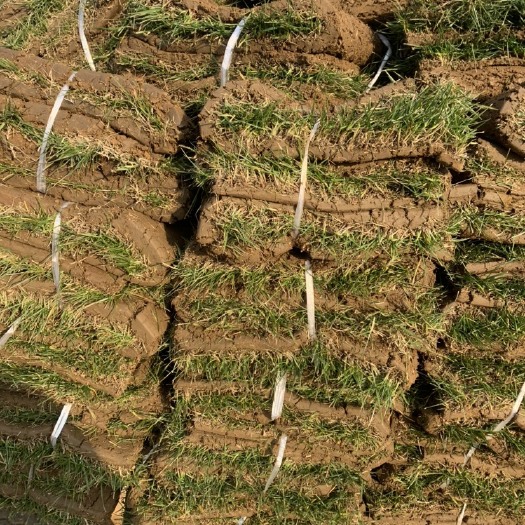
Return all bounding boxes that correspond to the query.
[0,0,524,523]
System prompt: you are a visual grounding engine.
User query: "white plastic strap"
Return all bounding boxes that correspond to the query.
[366,33,392,92]
[263,434,287,493]
[292,119,320,239]
[493,379,525,433]
[36,72,77,193]
[78,0,96,71]
[0,317,22,349]
[271,373,287,421]
[464,379,525,465]
[462,444,477,465]
[305,260,316,340]
[456,503,467,525]
[51,202,71,295]
[50,403,73,448]
[220,18,246,87]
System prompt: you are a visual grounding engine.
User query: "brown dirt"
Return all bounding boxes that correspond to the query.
[466,260,525,278]
[335,0,409,22]
[418,57,525,100]
[482,87,525,159]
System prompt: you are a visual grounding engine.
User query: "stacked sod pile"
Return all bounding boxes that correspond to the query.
[124,74,496,524]
[0,47,190,523]
[0,0,524,523]
[373,141,525,523]
[97,0,379,113]
[0,0,383,113]
[360,72,525,522]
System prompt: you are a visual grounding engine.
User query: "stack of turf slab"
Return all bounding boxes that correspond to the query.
[364,87,525,521]
[0,48,191,222]
[127,78,482,524]
[0,0,379,111]
[415,143,525,447]
[400,0,525,91]
[0,50,188,523]
[108,0,378,109]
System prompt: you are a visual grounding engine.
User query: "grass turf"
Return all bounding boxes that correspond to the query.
[195,149,447,200]
[140,443,362,524]
[215,81,480,153]
[0,206,147,276]
[0,437,127,501]
[391,0,525,60]
[176,341,402,410]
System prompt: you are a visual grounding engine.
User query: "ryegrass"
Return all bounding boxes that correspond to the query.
[142,444,361,524]
[415,33,525,61]
[178,391,379,451]
[430,353,525,409]
[0,357,162,409]
[456,206,525,239]
[0,156,175,214]
[216,82,480,152]
[0,495,97,525]
[0,105,99,171]
[0,438,126,502]
[239,64,368,100]
[0,405,59,426]
[0,57,48,86]
[391,0,525,60]
[112,1,321,47]
[6,339,134,386]
[397,0,524,34]
[0,208,147,276]
[0,59,169,135]
[195,149,446,200]
[178,290,442,348]
[366,465,525,516]
[452,271,525,302]
[455,239,525,264]
[182,295,304,336]
[465,154,523,187]
[173,257,424,301]
[0,249,161,305]
[113,52,216,83]
[214,203,458,261]
[177,342,402,409]
[0,292,135,351]
[0,362,105,404]
[449,307,525,349]
[0,0,66,49]
[441,424,525,456]
[0,104,167,175]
